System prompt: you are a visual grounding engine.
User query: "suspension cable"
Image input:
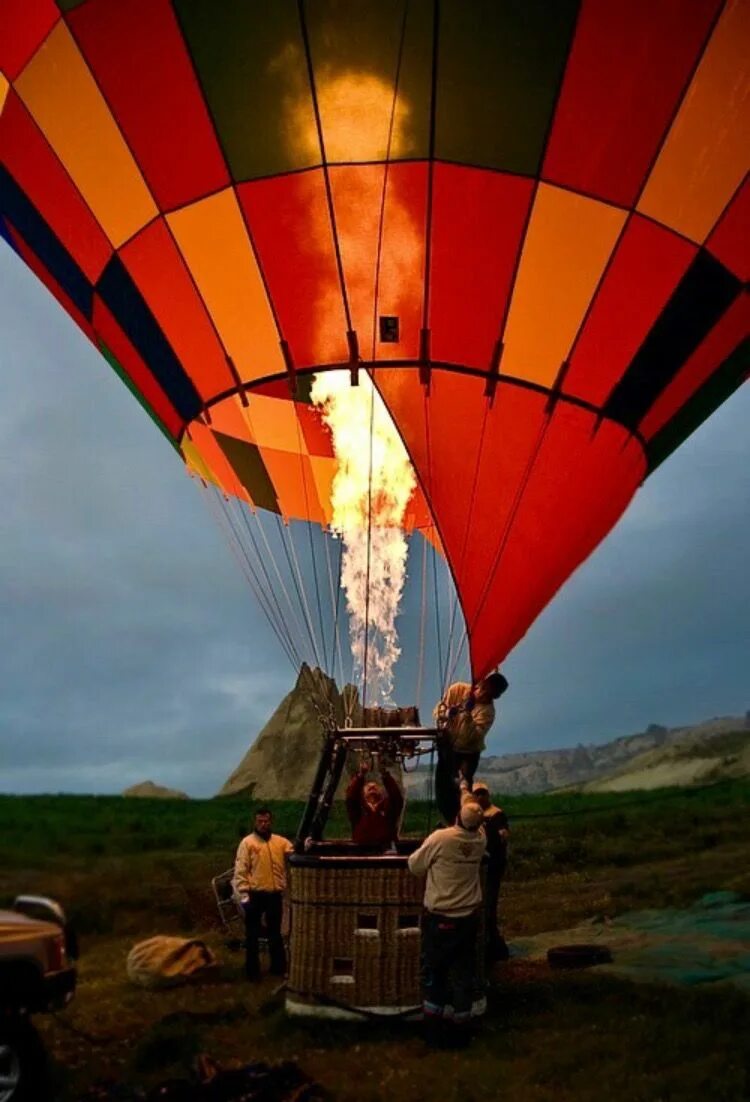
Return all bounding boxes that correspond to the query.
[361,382,376,709]
[295,414,329,670]
[203,487,293,662]
[415,530,428,715]
[203,485,300,671]
[274,515,325,671]
[430,537,444,694]
[232,498,307,666]
[323,528,346,693]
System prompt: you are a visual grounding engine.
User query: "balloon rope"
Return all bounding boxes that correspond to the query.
[239,400,315,663]
[367,0,408,360]
[242,501,312,667]
[415,531,428,717]
[442,402,490,687]
[360,3,409,711]
[469,415,552,637]
[442,584,461,691]
[275,515,325,671]
[447,628,469,689]
[205,488,298,668]
[297,0,353,335]
[323,528,346,696]
[295,414,329,671]
[235,500,308,665]
[430,537,444,696]
[361,384,376,708]
[202,485,300,671]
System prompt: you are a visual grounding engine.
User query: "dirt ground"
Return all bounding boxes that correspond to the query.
[3,786,748,1099]
[37,851,750,1101]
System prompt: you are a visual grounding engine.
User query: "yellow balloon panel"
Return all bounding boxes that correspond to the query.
[15,22,157,249]
[501,183,627,388]
[638,0,750,244]
[167,189,285,385]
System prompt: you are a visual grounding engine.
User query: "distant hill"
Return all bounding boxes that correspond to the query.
[581,728,750,793]
[122,780,189,799]
[404,714,749,797]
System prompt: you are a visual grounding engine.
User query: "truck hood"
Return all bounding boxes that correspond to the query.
[0,909,61,941]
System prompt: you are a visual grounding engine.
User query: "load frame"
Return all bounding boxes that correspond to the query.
[286,723,486,1019]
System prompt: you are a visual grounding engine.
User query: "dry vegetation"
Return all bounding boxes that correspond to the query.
[1,781,748,1100]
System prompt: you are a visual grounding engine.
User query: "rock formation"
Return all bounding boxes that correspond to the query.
[123,780,189,799]
[217,664,362,800]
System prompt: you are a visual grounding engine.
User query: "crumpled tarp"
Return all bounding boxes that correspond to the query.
[512,891,750,990]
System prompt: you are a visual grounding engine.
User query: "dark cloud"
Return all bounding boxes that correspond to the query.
[1,245,747,793]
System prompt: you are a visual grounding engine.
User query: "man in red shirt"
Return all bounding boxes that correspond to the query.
[345,762,404,849]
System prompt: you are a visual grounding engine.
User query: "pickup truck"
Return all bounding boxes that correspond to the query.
[0,896,77,1101]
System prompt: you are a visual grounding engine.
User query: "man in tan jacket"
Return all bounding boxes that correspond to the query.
[233,808,293,980]
[434,671,508,823]
[407,798,486,1046]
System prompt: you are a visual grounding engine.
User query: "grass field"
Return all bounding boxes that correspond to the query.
[1,782,749,1099]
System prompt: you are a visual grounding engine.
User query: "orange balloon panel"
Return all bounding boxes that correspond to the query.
[501,184,627,388]
[637,0,750,244]
[166,189,285,385]
[182,387,432,535]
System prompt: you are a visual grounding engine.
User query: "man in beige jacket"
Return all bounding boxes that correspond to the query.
[233,808,293,980]
[407,798,486,1046]
[434,671,508,823]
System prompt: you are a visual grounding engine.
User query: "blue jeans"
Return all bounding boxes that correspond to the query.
[421,911,479,1022]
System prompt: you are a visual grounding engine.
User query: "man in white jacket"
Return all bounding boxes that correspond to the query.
[233,808,293,980]
[407,798,486,1046]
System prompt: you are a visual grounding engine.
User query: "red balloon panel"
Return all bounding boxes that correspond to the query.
[67,0,229,211]
[119,217,234,402]
[0,90,112,282]
[543,0,722,207]
[706,178,750,283]
[0,0,58,81]
[428,165,534,370]
[564,215,697,407]
[468,407,646,674]
[328,162,428,362]
[238,170,349,371]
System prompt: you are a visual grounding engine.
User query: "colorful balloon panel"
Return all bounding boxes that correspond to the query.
[1,0,748,679]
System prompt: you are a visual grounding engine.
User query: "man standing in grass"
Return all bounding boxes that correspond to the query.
[233,808,293,981]
[407,797,486,1048]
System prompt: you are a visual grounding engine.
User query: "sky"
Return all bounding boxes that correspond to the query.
[1,242,748,796]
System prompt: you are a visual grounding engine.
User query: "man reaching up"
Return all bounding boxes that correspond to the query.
[434,672,508,822]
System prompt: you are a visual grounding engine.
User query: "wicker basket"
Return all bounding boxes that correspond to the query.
[286,843,486,1018]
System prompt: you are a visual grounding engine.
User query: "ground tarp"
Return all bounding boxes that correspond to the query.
[512,891,750,990]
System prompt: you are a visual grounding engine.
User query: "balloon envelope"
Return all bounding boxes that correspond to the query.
[1,0,747,677]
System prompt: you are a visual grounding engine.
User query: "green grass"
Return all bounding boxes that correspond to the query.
[1,781,748,937]
[3,784,749,1098]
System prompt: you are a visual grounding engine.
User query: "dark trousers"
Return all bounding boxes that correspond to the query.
[421,911,479,1022]
[435,742,480,823]
[242,891,285,978]
[485,862,508,962]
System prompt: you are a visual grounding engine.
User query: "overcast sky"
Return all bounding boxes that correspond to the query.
[1,243,748,796]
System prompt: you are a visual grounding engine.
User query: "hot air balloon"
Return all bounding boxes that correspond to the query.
[2,0,748,1017]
